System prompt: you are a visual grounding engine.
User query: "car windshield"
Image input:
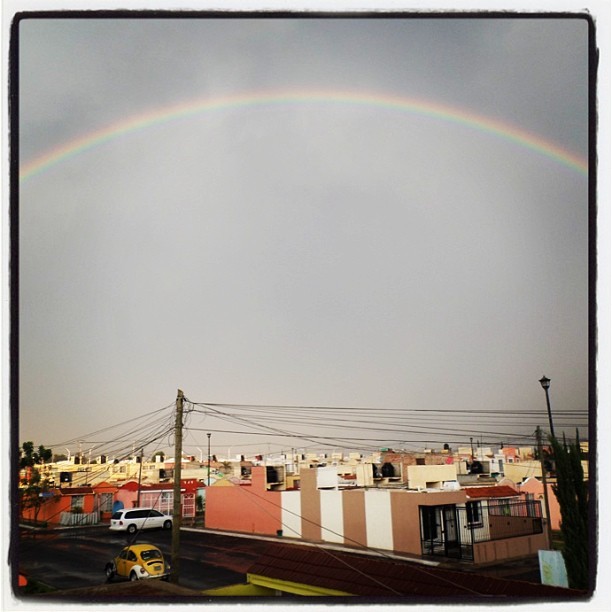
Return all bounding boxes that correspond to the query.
[111,512,123,520]
[140,549,162,561]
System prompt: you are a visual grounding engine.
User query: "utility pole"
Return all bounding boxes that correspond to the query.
[171,389,184,583]
[207,433,211,487]
[136,448,143,507]
[536,426,553,549]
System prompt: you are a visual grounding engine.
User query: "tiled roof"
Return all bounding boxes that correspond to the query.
[247,543,582,598]
[464,485,519,498]
[58,486,94,495]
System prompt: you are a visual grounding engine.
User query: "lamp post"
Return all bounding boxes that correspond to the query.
[539,376,555,438]
[207,433,211,487]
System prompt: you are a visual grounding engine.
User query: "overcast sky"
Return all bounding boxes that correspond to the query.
[16,13,591,460]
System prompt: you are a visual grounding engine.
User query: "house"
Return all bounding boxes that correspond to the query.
[114,479,199,518]
[92,481,119,522]
[518,476,562,530]
[205,466,547,565]
[20,485,98,526]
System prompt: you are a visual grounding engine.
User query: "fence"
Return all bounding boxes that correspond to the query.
[458,499,543,546]
[59,511,100,526]
[421,499,543,561]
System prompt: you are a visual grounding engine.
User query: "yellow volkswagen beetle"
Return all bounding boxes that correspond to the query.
[105,544,170,582]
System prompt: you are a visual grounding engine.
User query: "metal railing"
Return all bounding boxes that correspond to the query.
[421,499,543,561]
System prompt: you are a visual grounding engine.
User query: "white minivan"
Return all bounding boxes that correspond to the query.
[109,507,173,534]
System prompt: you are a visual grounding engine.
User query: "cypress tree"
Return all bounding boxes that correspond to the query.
[550,430,589,590]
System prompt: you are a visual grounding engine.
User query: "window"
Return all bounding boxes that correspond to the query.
[141,549,162,561]
[98,493,113,513]
[466,501,483,527]
[159,492,173,514]
[70,495,84,511]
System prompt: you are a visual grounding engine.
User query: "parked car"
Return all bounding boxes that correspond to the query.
[109,507,172,534]
[105,543,170,581]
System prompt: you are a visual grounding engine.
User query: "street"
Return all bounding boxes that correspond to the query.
[17,526,273,593]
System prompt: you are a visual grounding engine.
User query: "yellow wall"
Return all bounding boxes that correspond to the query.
[406,464,457,489]
[504,461,542,483]
[202,582,273,596]
[248,573,352,596]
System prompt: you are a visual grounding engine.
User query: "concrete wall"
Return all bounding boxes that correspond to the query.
[406,464,457,489]
[364,489,394,551]
[320,490,344,544]
[504,461,542,483]
[473,531,548,564]
[205,469,282,535]
[281,490,302,538]
[300,468,321,541]
[342,489,367,548]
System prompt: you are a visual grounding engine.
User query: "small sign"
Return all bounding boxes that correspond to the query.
[539,550,569,588]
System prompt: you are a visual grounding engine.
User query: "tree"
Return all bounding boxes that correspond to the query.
[550,430,589,590]
[19,441,52,469]
[19,469,53,525]
[19,441,54,524]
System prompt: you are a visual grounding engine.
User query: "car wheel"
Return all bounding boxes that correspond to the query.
[127,524,137,534]
[163,520,172,530]
[105,564,115,582]
[130,571,138,582]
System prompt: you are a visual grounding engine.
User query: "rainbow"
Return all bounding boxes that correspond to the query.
[19,90,589,181]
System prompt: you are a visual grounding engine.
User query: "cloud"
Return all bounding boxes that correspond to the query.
[17,16,589,450]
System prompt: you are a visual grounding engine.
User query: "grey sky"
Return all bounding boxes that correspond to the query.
[17,15,590,459]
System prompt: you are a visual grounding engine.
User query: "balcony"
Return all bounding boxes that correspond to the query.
[420,499,543,561]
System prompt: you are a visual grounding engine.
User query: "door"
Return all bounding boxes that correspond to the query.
[442,505,461,557]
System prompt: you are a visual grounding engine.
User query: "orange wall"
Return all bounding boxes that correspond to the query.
[390,490,468,556]
[205,468,282,535]
[473,531,548,564]
[300,469,321,541]
[389,492,423,555]
[342,490,367,548]
[519,479,561,530]
[22,492,96,524]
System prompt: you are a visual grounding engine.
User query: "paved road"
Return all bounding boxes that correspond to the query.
[17,526,272,592]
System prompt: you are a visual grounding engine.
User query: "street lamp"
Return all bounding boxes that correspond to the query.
[539,376,555,438]
[207,433,211,487]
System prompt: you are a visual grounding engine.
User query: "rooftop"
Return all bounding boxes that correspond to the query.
[247,543,585,599]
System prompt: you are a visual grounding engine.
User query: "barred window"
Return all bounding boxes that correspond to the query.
[466,501,483,526]
[70,495,84,511]
[98,493,113,512]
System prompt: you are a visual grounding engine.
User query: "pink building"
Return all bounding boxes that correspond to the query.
[114,479,199,518]
[519,477,562,530]
[205,466,548,566]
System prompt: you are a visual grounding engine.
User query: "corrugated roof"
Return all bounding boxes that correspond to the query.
[247,543,582,598]
[464,485,520,498]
